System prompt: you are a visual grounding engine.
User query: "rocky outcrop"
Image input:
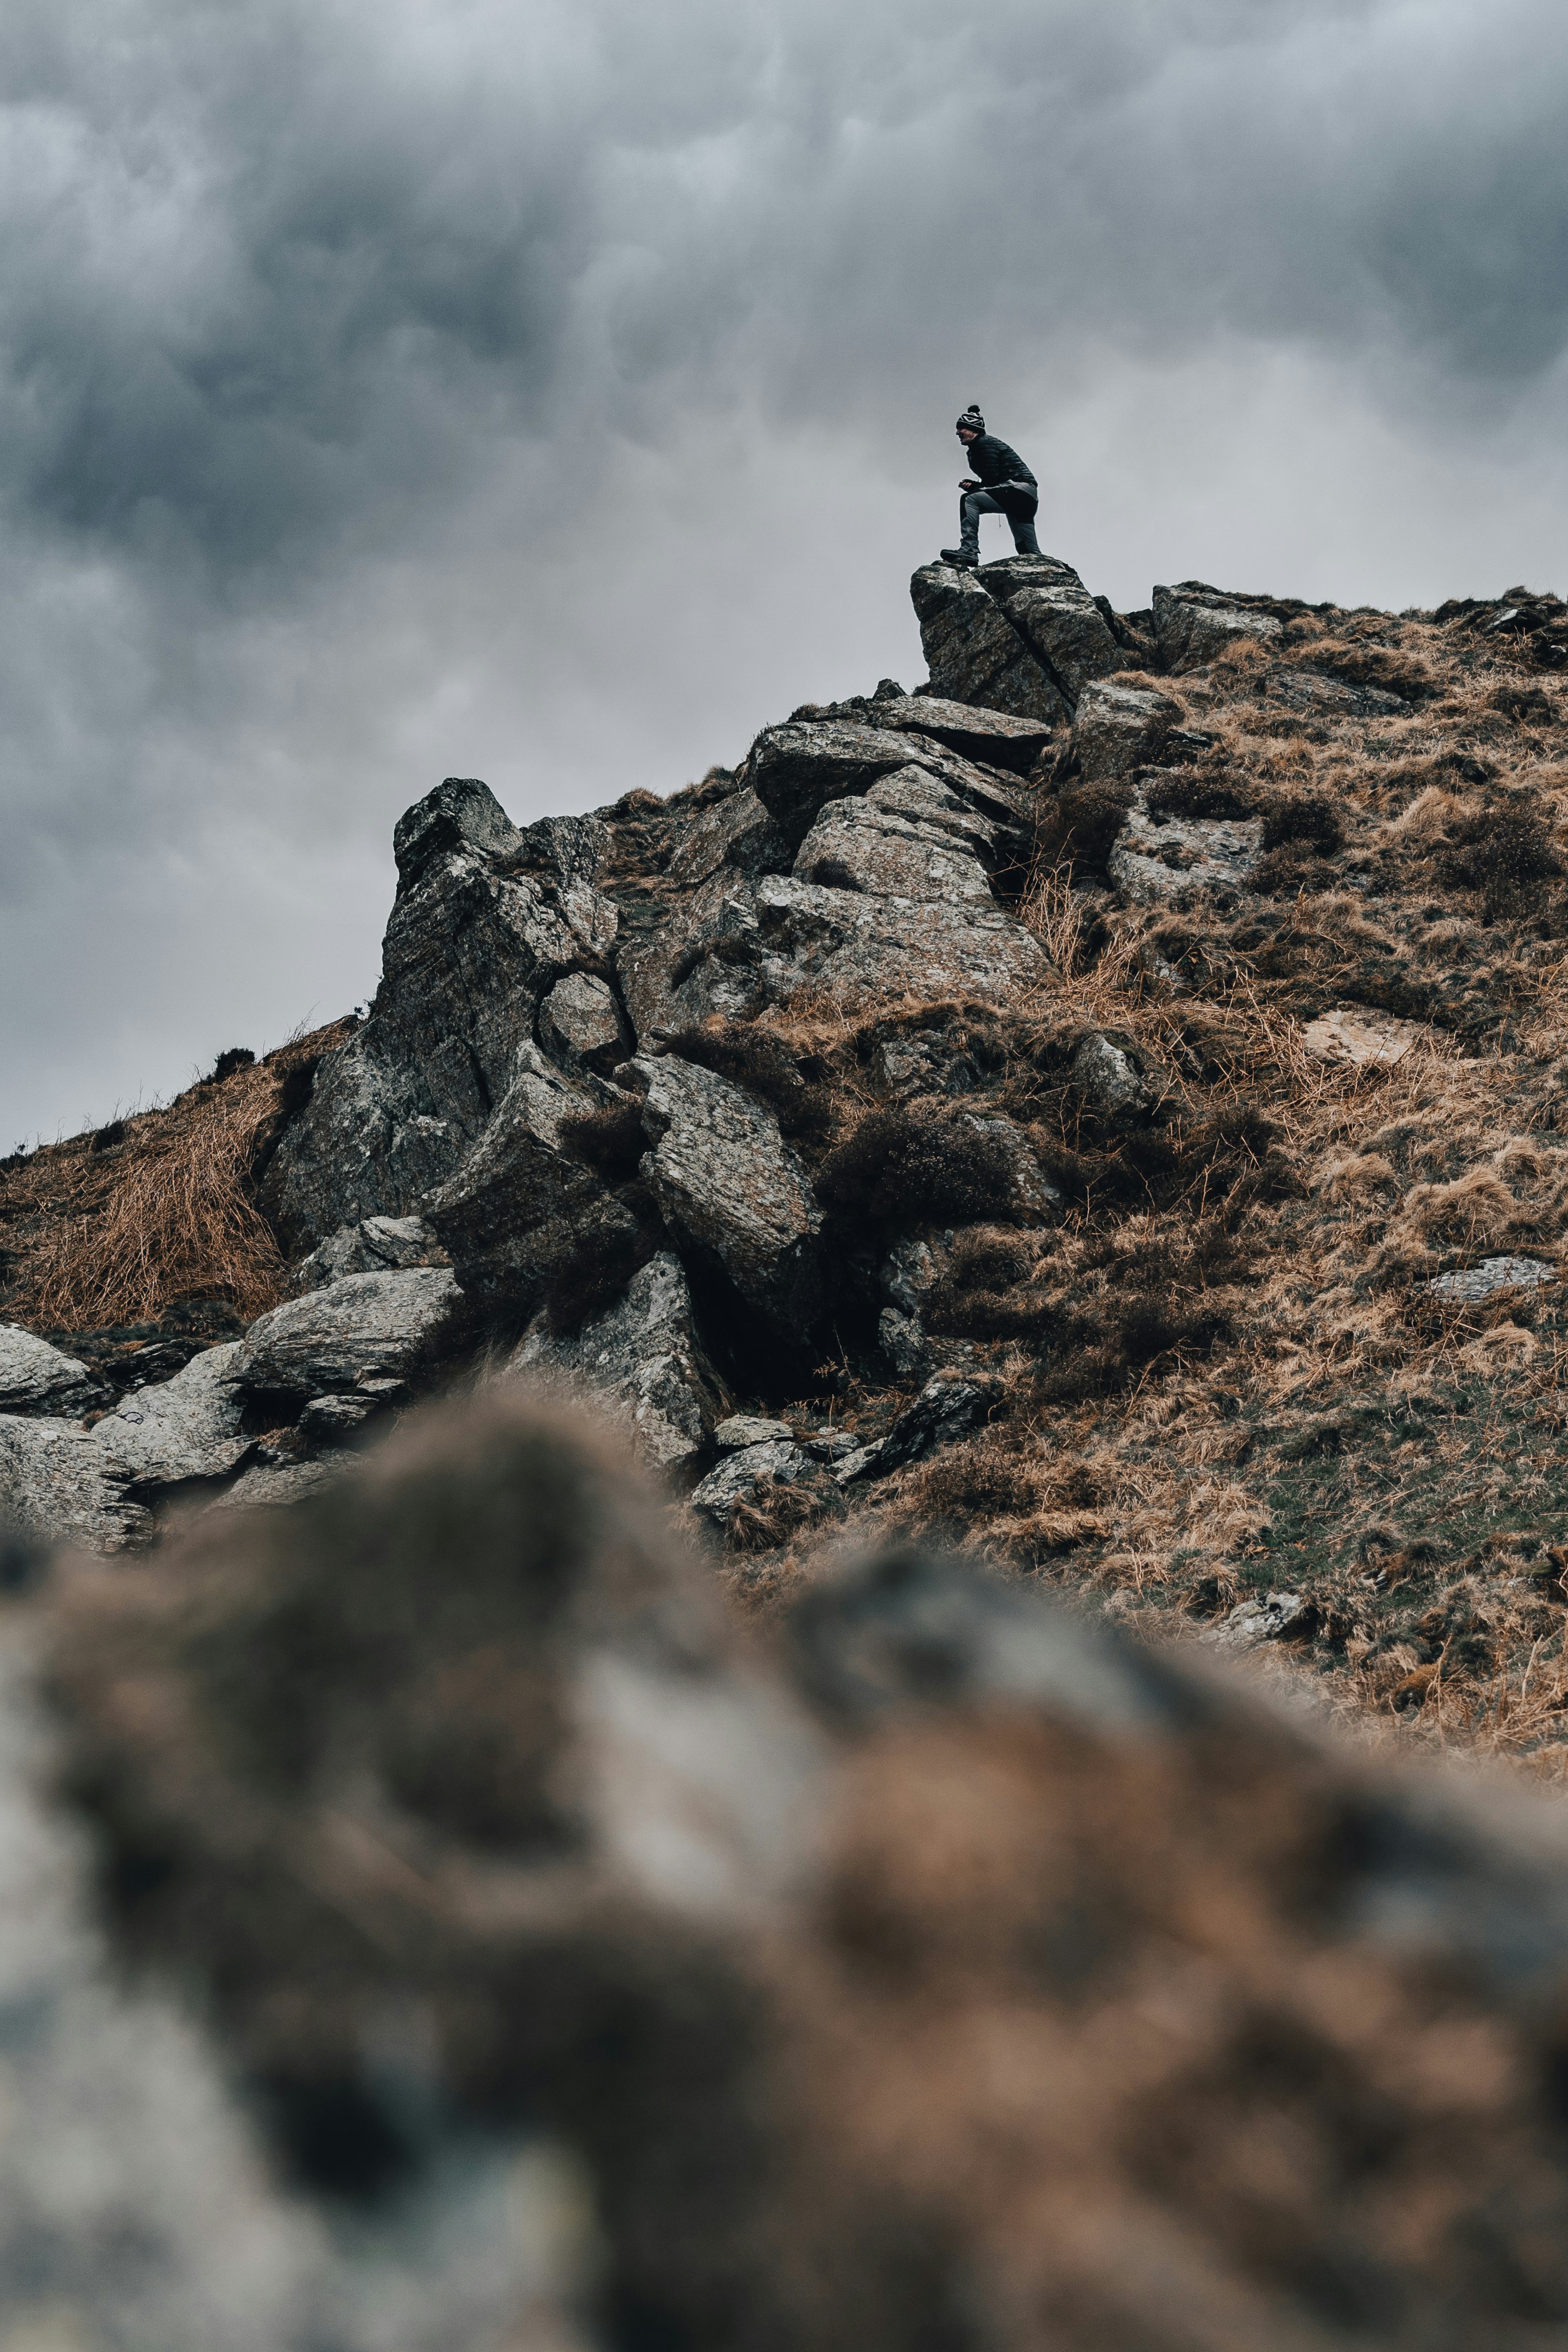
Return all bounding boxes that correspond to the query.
[1108,790,1263,904]
[286,1211,444,1294]
[1071,679,1184,781]
[0,1418,146,1551]
[509,1250,730,1467]
[910,563,1067,721]
[92,1343,251,1490]
[628,1055,825,1334]
[1153,580,1283,671]
[263,780,619,1251]
[422,1045,630,1309]
[236,1268,461,1399]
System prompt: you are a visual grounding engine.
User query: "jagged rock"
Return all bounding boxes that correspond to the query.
[666,787,791,887]
[714,1415,794,1449]
[1428,1257,1557,1303]
[751,874,1049,1008]
[688,1437,807,1524]
[1072,680,1184,782]
[0,1417,146,1550]
[1002,579,1124,704]
[628,1056,824,1332]
[792,794,995,906]
[1203,1589,1307,1648]
[864,766,1015,866]
[1108,791,1263,904]
[509,1251,731,1469]
[539,971,628,1071]
[211,1458,342,1511]
[617,868,767,1045]
[1074,1031,1155,1121]
[875,1375,1001,1474]
[910,564,1068,723]
[92,1344,250,1491]
[882,1234,947,1318]
[424,1044,632,1309]
[865,694,1055,775]
[287,1212,444,1295]
[1154,583,1283,671]
[747,720,922,845]
[878,1306,932,1381]
[236,1268,461,1400]
[0,1325,99,1419]
[264,779,619,1252]
[958,1111,1062,1220]
[1268,666,1410,720]
[297,1394,378,1442]
[1303,1007,1426,1067]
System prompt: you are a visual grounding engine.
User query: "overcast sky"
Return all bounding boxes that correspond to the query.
[4,0,1566,1142]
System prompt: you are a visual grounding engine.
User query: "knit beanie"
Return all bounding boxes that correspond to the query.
[955,405,985,435]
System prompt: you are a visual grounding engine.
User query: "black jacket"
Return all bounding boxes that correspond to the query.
[965,432,1036,494]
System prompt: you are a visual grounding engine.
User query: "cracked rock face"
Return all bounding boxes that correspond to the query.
[92,1344,251,1491]
[0,1326,99,1419]
[1002,579,1123,703]
[1152,583,1283,671]
[539,971,628,1071]
[909,564,1068,723]
[1108,794,1263,904]
[793,793,995,906]
[286,1212,444,1295]
[263,779,620,1252]
[631,1055,825,1333]
[1072,680,1184,781]
[510,1251,731,1469]
[0,1418,146,1551]
[753,874,1048,1007]
[236,1268,462,1399]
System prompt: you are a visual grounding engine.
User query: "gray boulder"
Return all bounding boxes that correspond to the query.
[286,1212,444,1295]
[617,869,767,1047]
[1154,583,1283,671]
[236,1268,461,1400]
[792,794,995,906]
[1268,666,1410,720]
[666,787,791,887]
[264,779,619,1252]
[713,1414,794,1449]
[423,1045,633,1309]
[539,972,629,1071]
[1074,1031,1156,1122]
[0,1417,146,1551]
[1003,579,1124,703]
[1109,793,1263,904]
[747,719,920,845]
[751,874,1049,1008]
[509,1251,731,1469]
[688,1437,807,1525]
[864,693,1055,774]
[630,1056,825,1332]
[1072,679,1185,781]
[92,1344,251,1491]
[875,1375,1002,1473]
[1428,1257,1558,1304]
[910,564,1068,722]
[0,1325,98,1419]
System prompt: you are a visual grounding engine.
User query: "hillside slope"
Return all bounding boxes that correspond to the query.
[6,555,1568,1755]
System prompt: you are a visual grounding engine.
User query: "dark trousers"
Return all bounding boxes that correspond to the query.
[959,485,1040,556]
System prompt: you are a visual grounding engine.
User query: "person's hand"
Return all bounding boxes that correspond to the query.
[959,476,979,490]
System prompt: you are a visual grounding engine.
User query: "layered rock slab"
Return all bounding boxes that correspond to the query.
[0,1326,99,1419]
[628,1056,825,1333]
[236,1268,461,1400]
[264,779,619,1251]
[509,1251,731,1469]
[910,563,1068,722]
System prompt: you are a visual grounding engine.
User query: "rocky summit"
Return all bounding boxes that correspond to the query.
[8,556,1568,2346]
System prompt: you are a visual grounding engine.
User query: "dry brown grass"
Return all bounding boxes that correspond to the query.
[1,1023,349,1331]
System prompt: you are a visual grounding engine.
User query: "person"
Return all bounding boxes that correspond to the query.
[940,404,1040,567]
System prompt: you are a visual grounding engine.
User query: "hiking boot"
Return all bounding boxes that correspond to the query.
[939,547,979,568]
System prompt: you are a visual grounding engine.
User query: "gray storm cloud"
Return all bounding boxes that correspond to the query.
[2,0,1566,1138]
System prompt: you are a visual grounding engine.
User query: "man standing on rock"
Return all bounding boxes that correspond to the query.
[941,405,1041,567]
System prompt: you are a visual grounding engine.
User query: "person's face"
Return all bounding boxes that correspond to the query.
[957,429,977,446]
